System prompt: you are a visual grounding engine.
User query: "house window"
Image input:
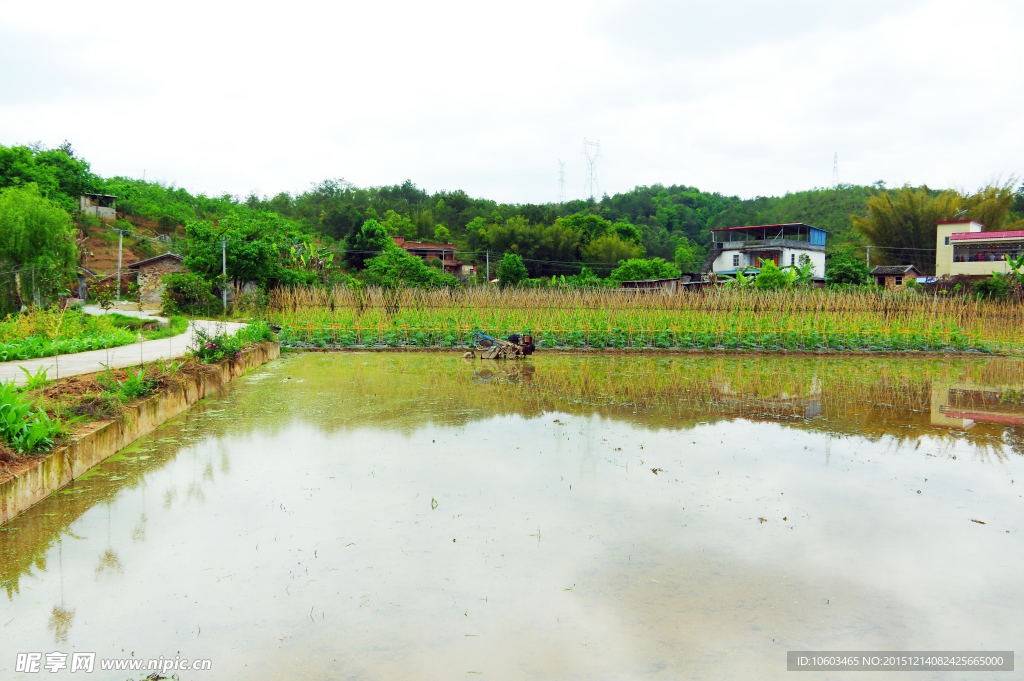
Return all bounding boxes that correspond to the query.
[732,254,739,267]
[895,276,903,286]
[791,254,795,266]
[944,236,951,246]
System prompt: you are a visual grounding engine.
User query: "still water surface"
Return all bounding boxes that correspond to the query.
[2,353,1022,679]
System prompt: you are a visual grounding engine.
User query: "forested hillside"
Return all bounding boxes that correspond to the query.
[3,141,1021,278]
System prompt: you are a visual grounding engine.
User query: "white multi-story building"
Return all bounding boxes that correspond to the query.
[707,223,827,278]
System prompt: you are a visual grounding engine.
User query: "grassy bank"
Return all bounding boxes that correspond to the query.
[262,286,1024,353]
[0,307,189,362]
[0,322,275,466]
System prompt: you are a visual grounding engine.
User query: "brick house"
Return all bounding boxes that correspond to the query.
[392,236,476,276]
[127,253,185,305]
[871,264,921,288]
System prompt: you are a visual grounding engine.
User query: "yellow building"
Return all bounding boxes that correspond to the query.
[935,220,1024,277]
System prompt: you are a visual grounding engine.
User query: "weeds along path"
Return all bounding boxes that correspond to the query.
[0,319,247,386]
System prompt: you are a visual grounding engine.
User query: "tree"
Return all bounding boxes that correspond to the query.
[673,237,704,272]
[0,143,98,211]
[433,224,451,242]
[380,209,414,237]
[362,248,458,289]
[611,221,642,244]
[959,178,1018,231]
[0,184,79,300]
[485,217,583,277]
[852,185,959,274]
[556,212,612,243]
[496,253,528,287]
[852,181,1018,275]
[346,218,393,269]
[609,258,680,282]
[825,249,869,285]
[320,203,362,241]
[581,234,644,266]
[185,210,312,288]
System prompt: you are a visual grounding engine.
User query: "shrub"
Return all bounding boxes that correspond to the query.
[496,253,528,287]
[754,260,791,290]
[190,321,275,363]
[162,272,216,315]
[826,250,870,285]
[974,275,1010,300]
[362,248,459,289]
[609,258,680,282]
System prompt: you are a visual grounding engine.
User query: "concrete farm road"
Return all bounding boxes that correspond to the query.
[0,316,247,386]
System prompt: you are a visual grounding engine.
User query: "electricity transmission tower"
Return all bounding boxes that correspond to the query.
[832,153,839,189]
[557,160,566,204]
[582,139,601,200]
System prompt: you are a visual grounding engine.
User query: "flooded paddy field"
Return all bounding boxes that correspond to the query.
[2,353,1022,680]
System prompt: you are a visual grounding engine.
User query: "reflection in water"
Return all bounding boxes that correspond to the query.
[93,549,122,578]
[0,352,1021,679]
[47,605,74,645]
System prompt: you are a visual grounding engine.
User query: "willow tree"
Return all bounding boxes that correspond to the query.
[0,184,79,308]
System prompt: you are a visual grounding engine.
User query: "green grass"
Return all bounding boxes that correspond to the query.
[141,315,188,340]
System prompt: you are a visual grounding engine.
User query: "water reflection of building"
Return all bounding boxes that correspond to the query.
[931,380,1024,430]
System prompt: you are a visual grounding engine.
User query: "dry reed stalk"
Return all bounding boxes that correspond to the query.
[264,286,1024,350]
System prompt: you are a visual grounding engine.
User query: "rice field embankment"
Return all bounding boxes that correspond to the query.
[262,286,1024,353]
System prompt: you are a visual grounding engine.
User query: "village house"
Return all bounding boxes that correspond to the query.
[935,220,1024,279]
[392,237,476,276]
[706,223,827,278]
[127,253,185,305]
[870,264,921,288]
[79,193,117,221]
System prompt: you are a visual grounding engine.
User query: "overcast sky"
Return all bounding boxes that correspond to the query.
[2,0,1022,204]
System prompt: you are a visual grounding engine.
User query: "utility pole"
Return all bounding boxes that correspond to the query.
[486,251,490,282]
[866,246,871,269]
[221,237,227,312]
[557,160,566,204]
[116,229,123,301]
[583,139,601,200]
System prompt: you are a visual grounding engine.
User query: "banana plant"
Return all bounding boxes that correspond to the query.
[1000,252,1024,298]
[290,240,336,282]
[781,260,815,287]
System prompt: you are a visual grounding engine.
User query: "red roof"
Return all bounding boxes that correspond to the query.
[950,230,1024,241]
[710,222,826,233]
[398,241,455,249]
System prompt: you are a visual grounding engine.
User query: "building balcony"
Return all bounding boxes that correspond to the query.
[712,238,825,251]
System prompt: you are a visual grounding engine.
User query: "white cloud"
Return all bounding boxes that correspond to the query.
[1,0,1021,203]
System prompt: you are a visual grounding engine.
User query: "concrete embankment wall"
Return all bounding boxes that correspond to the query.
[0,341,280,525]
